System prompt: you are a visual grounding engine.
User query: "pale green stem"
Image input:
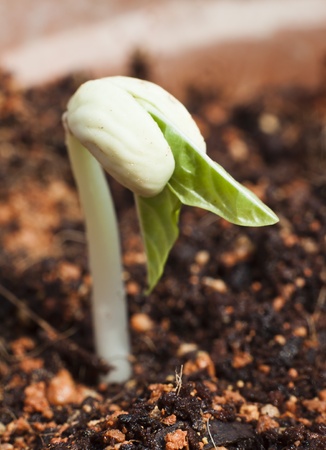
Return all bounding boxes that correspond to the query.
[66,132,131,383]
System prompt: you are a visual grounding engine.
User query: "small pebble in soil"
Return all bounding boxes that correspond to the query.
[130,312,154,333]
[47,368,79,405]
[165,429,188,450]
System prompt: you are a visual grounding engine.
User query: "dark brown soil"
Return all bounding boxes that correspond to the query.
[0,61,326,449]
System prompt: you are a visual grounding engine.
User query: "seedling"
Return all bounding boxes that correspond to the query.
[63,76,278,382]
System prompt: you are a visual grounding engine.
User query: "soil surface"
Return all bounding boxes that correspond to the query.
[0,60,326,449]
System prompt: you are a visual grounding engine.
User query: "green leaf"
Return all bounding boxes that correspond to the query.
[134,107,278,292]
[135,185,181,293]
[154,115,279,227]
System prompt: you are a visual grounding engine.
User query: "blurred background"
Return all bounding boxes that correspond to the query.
[1,0,326,101]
